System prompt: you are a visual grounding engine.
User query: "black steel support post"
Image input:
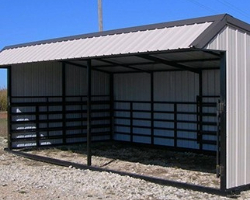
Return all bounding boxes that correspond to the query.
[62,62,66,145]
[7,66,12,149]
[87,59,92,166]
[174,103,177,148]
[198,70,203,151]
[216,98,221,178]
[130,102,133,143]
[109,74,114,140]
[150,73,154,145]
[196,95,201,145]
[219,52,227,191]
[35,105,40,147]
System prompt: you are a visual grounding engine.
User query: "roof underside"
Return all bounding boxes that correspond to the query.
[64,49,222,74]
[1,14,249,73]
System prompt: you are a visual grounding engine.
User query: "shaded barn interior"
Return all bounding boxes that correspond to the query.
[8,49,222,153]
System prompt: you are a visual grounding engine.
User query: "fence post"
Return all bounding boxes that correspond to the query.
[35,105,40,147]
[174,103,177,148]
[130,102,133,143]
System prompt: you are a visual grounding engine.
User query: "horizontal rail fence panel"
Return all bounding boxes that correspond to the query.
[10,95,111,148]
[198,96,220,151]
[113,98,218,152]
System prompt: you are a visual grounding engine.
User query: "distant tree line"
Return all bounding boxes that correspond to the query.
[0,88,7,111]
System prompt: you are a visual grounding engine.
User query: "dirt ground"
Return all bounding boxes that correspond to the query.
[25,142,220,189]
[0,111,7,119]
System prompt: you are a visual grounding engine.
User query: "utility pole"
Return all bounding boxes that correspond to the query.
[98,0,103,31]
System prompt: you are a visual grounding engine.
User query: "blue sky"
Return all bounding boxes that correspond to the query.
[0,0,250,88]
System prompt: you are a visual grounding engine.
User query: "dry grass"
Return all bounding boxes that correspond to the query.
[0,112,7,139]
[0,88,7,111]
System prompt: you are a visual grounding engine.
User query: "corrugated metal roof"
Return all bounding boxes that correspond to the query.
[2,13,249,67]
[0,22,212,66]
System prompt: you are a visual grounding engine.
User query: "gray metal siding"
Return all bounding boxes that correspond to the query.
[65,63,110,143]
[113,71,218,149]
[10,62,110,148]
[11,62,63,148]
[113,73,150,142]
[65,63,110,96]
[202,70,220,151]
[114,73,150,101]
[154,71,199,102]
[155,71,199,149]
[12,62,62,96]
[206,26,250,189]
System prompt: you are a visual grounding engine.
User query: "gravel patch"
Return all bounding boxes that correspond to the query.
[1,138,250,199]
[27,142,220,188]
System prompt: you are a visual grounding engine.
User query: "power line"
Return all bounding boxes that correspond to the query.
[217,0,250,19]
[186,0,218,14]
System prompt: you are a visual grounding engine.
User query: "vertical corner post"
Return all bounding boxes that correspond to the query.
[198,70,203,151]
[174,103,177,148]
[7,66,12,150]
[87,59,92,166]
[150,72,154,145]
[220,52,227,191]
[62,62,66,145]
[109,73,114,140]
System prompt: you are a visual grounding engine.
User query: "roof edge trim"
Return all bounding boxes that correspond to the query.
[191,14,250,48]
[191,14,228,48]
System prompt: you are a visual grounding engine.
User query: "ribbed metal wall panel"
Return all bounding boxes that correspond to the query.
[113,71,218,150]
[65,63,110,143]
[11,62,63,148]
[113,71,218,149]
[0,22,212,66]
[114,73,150,101]
[65,63,110,96]
[155,71,199,149]
[12,62,62,96]
[113,73,150,142]
[202,70,220,96]
[206,26,250,189]
[154,71,199,102]
[11,62,110,148]
[202,70,220,151]
[246,32,250,185]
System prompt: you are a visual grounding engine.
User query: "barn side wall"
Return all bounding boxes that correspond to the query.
[10,62,110,148]
[113,70,219,151]
[206,26,250,189]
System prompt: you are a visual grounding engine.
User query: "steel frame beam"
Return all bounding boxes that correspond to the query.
[62,60,111,74]
[94,58,151,74]
[137,54,200,74]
